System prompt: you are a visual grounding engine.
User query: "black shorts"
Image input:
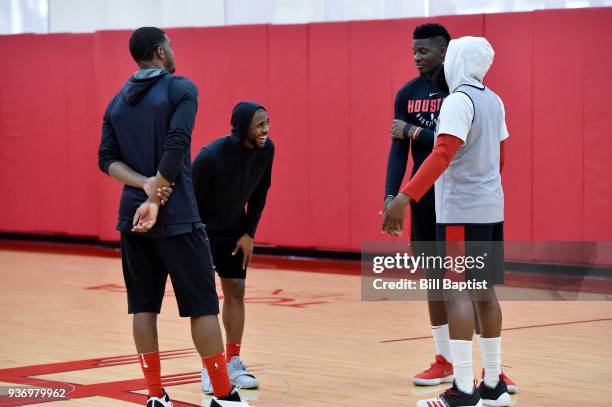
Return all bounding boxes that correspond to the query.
[410,204,437,278]
[120,227,219,317]
[209,235,247,280]
[410,203,436,242]
[435,222,505,285]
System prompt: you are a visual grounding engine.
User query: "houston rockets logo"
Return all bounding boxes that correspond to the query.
[86,285,346,309]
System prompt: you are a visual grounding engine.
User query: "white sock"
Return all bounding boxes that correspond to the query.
[449,339,474,394]
[478,335,502,387]
[432,324,452,362]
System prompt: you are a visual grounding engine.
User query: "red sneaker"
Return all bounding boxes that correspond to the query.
[481,368,518,394]
[412,355,454,386]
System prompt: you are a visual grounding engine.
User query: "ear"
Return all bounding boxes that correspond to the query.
[440,46,447,60]
[156,46,165,60]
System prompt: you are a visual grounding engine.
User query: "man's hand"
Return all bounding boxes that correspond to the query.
[380,195,395,215]
[143,177,173,206]
[391,120,423,141]
[381,193,412,237]
[390,119,408,140]
[132,199,160,233]
[232,233,254,270]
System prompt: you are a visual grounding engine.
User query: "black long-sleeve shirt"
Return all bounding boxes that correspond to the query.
[98,69,201,236]
[385,75,448,207]
[192,134,274,241]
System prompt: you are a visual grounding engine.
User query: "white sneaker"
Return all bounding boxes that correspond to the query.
[227,357,259,389]
[147,390,173,407]
[210,387,253,407]
[201,368,213,395]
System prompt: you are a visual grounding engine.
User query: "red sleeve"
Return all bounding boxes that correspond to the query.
[401,134,463,202]
[500,139,506,173]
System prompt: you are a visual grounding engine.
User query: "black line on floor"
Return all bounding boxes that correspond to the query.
[380,317,612,343]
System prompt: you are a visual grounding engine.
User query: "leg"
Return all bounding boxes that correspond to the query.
[472,286,502,338]
[120,233,168,399]
[412,207,454,386]
[213,245,258,390]
[220,277,246,345]
[210,237,248,362]
[133,312,159,353]
[472,301,482,335]
[440,225,476,394]
[191,314,225,356]
[467,224,511,404]
[159,229,234,399]
[428,298,448,327]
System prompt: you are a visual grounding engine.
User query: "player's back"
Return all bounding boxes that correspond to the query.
[107,70,200,228]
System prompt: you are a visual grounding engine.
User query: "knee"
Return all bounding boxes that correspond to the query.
[470,286,498,304]
[223,282,245,302]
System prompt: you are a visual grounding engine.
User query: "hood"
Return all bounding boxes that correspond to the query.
[120,68,168,105]
[230,101,266,139]
[444,36,494,93]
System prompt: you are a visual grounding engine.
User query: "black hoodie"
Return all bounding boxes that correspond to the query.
[192,102,274,241]
[98,69,202,236]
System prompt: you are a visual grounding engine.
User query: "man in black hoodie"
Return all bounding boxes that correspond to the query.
[98,27,247,407]
[192,101,274,393]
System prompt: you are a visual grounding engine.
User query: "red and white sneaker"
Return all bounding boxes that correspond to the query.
[412,355,454,386]
[481,368,518,394]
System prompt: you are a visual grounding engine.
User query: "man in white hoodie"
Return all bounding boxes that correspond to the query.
[383,36,511,407]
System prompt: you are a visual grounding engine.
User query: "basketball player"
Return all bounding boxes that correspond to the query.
[385,23,454,387]
[193,102,273,394]
[383,36,512,407]
[385,23,517,394]
[98,27,249,407]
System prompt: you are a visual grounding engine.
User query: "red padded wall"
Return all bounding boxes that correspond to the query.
[264,24,310,247]
[1,34,70,233]
[581,8,612,241]
[484,12,534,242]
[0,9,611,265]
[307,22,351,249]
[93,30,134,241]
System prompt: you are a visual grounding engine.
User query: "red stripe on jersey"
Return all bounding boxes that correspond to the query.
[445,225,466,277]
[445,225,465,242]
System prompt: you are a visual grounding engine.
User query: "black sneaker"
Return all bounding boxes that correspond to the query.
[478,375,511,406]
[210,387,251,406]
[147,389,172,407]
[417,381,482,406]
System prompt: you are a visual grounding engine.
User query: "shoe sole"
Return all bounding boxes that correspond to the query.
[482,393,511,406]
[412,374,453,386]
[506,384,517,394]
[416,401,482,407]
[231,382,259,390]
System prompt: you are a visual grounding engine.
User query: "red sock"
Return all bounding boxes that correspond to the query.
[138,352,163,398]
[202,352,232,398]
[226,342,241,362]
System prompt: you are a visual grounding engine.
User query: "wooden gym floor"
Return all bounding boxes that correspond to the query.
[0,245,611,406]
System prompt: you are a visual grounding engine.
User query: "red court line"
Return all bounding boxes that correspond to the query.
[380,317,612,343]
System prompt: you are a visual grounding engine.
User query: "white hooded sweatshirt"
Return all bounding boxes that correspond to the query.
[434,36,509,224]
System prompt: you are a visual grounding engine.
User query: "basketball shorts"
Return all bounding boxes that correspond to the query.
[120,226,219,317]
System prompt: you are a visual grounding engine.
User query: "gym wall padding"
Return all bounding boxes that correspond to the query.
[1,9,611,265]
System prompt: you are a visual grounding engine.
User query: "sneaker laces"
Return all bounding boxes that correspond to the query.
[445,380,478,397]
[422,358,443,374]
[230,357,248,372]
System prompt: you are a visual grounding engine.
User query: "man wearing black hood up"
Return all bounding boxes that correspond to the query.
[192,101,273,394]
[98,27,249,407]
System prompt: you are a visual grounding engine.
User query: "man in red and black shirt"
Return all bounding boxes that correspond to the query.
[384,23,454,387]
